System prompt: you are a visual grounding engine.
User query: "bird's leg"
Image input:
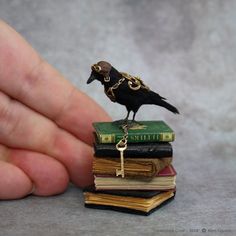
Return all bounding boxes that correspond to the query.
[126,112,138,128]
[124,110,130,124]
[113,110,130,125]
[129,111,143,127]
[132,112,136,123]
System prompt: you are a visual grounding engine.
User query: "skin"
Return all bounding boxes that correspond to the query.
[0,20,111,200]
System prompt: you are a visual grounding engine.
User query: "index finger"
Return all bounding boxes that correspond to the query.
[0,20,110,145]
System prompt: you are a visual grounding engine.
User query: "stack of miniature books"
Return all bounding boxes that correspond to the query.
[84,120,177,215]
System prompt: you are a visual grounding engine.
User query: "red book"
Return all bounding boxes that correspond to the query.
[94,165,176,190]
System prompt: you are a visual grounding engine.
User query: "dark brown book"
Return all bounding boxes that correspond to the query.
[84,186,163,198]
[93,157,172,178]
[84,189,175,215]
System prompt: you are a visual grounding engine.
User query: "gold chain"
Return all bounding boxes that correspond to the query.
[105,73,149,102]
[105,78,125,102]
[121,72,150,91]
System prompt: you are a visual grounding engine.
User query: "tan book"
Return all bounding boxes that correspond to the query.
[84,190,175,214]
[94,165,176,190]
[93,157,172,178]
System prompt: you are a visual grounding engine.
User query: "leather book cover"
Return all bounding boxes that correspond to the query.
[93,137,173,158]
[94,165,177,190]
[95,164,177,177]
[84,185,163,198]
[93,120,175,144]
[93,157,172,178]
[84,190,176,216]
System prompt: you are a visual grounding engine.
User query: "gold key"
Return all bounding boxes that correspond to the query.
[116,140,127,178]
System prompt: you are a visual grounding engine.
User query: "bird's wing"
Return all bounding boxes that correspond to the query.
[120,72,168,100]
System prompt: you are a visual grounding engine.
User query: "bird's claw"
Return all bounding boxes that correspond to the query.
[113,119,128,125]
[113,119,143,129]
[128,120,143,128]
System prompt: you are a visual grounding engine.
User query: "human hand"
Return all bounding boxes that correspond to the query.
[0,21,110,199]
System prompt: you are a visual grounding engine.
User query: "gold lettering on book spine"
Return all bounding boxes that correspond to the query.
[100,134,115,143]
[129,134,159,142]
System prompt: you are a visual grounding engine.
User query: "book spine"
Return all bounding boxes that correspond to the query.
[94,143,173,158]
[98,133,116,143]
[125,133,174,143]
[97,133,175,143]
[98,133,175,143]
[159,133,175,142]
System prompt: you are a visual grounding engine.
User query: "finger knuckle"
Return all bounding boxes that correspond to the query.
[17,58,45,100]
[0,93,20,138]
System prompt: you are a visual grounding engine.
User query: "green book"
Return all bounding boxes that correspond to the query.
[93,120,175,144]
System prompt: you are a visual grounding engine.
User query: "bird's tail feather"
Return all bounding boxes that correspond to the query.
[149,91,179,114]
[158,99,180,114]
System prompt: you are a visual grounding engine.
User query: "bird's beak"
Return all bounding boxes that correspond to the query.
[87,74,96,84]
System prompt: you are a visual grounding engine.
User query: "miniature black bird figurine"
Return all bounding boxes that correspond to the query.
[87,61,179,122]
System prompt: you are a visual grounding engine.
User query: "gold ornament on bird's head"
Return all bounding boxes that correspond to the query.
[91,64,102,73]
